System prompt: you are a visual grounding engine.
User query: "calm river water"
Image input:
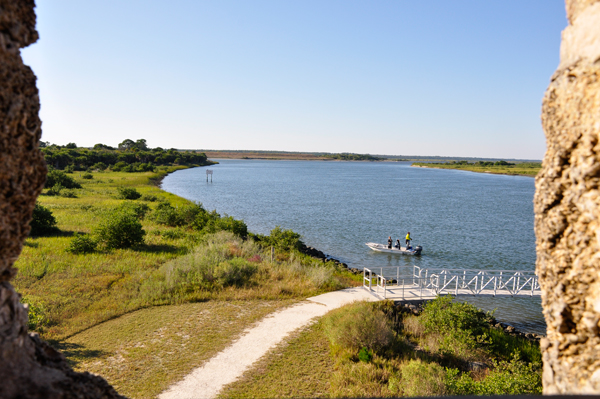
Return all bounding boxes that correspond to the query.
[162,160,544,334]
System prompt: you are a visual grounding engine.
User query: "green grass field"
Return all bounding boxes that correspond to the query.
[412,162,541,177]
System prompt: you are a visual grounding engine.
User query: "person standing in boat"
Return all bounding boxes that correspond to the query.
[405,232,412,249]
[387,236,393,249]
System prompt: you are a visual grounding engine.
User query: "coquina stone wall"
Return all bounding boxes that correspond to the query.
[535,0,600,393]
[0,1,124,397]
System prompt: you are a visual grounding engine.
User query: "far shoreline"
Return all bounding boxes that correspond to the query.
[411,164,539,178]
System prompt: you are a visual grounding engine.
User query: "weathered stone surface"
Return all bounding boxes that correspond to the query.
[0,1,125,397]
[535,0,600,393]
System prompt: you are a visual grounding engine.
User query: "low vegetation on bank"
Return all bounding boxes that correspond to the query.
[220,297,542,398]
[412,160,541,176]
[16,167,358,340]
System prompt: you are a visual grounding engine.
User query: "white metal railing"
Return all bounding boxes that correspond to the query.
[363,265,540,300]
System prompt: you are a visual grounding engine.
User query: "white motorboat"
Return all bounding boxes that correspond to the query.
[365,242,423,255]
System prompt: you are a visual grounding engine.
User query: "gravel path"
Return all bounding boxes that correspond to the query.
[158,287,378,399]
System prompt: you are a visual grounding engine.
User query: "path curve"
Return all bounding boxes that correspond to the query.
[158,287,378,399]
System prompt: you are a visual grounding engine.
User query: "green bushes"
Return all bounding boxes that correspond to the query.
[94,210,145,249]
[445,354,542,395]
[251,226,303,251]
[82,172,93,179]
[117,187,142,200]
[45,168,82,189]
[323,301,394,354]
[29,203,59,236]
[66,233,97,254]
[388,360,448,397]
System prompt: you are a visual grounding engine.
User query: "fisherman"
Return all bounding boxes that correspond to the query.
[405,232,412,249]
[395,239,401,249]
[387,236,392,249]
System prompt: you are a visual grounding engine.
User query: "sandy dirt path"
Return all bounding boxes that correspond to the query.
[158,287,378,399]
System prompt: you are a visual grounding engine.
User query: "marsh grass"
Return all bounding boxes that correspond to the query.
[412,162,541,176]
[15,168,356,340]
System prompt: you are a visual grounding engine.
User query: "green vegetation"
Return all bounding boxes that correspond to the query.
[29,203,59,236]
[412,160,541,176]
[40,138,212,172]
[324,153,385,161]
[15,168,358,341]
[220,297,542,397]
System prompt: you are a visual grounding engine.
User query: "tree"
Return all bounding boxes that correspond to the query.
[135,139,148,151]
[118,139,135,150]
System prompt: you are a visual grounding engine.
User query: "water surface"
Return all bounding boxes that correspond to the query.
[162,160,544,334]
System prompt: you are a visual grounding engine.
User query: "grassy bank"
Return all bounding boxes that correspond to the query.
[15,167,358,341]
[412,161,541,177]
[219,297,542,397]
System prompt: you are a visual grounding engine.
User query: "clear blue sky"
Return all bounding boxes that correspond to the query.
[23,1,566,159]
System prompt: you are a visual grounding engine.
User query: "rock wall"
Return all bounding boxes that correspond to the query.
[535,0,600,393]
[0,1,124,397]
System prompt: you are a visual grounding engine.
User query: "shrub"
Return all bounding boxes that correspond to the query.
[265,226,303,251]
[82,172,93,179]
[22,296,47,333]
[60,189,77,198]
[358,347,373,362]
[323,301,394,353]
[91,162,107,171]
[389,360,447,397]
[66,233,97,254]
[116,201,150,219]
[215,257,257,287]
[445,354,542,395]
[45,168,81,189]
[116,187,141,200]
[29,203,58,236]
[46,184,63,196]
[64,165,75,173]
[141,194,159,202]
[95,210,145,249]
[152,202,204,227]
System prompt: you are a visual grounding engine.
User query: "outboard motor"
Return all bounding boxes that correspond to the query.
[414,245,423,255]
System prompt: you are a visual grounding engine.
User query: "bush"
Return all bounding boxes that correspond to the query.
[22,296,47,333]
[323,301,394,353]
[60,189,77,198]
[445,354,542,395]
[116,187,141,200]
[141,194,159,202]
[215,257,257,287]
[418,296,493,358]
[91,162,107,171]
[266,226,303,251]
[116,201,150,219]
[29,203,58,236]
[152,202,205,227]
[66,233,97,254]
[45,168,81,189]
[389,360,447,397]
[82,172,93,179]
[95,210,145,249]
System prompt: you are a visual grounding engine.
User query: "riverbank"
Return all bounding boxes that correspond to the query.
[412,162,541,177]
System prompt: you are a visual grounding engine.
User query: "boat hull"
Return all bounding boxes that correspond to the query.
[365,242,422,255]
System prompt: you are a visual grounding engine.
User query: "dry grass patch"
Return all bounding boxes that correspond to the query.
[60,300,295,399]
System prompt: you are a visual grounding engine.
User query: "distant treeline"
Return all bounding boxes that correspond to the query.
[445,160,515,166]
[323,153,384,161]
[41,139,212,172]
